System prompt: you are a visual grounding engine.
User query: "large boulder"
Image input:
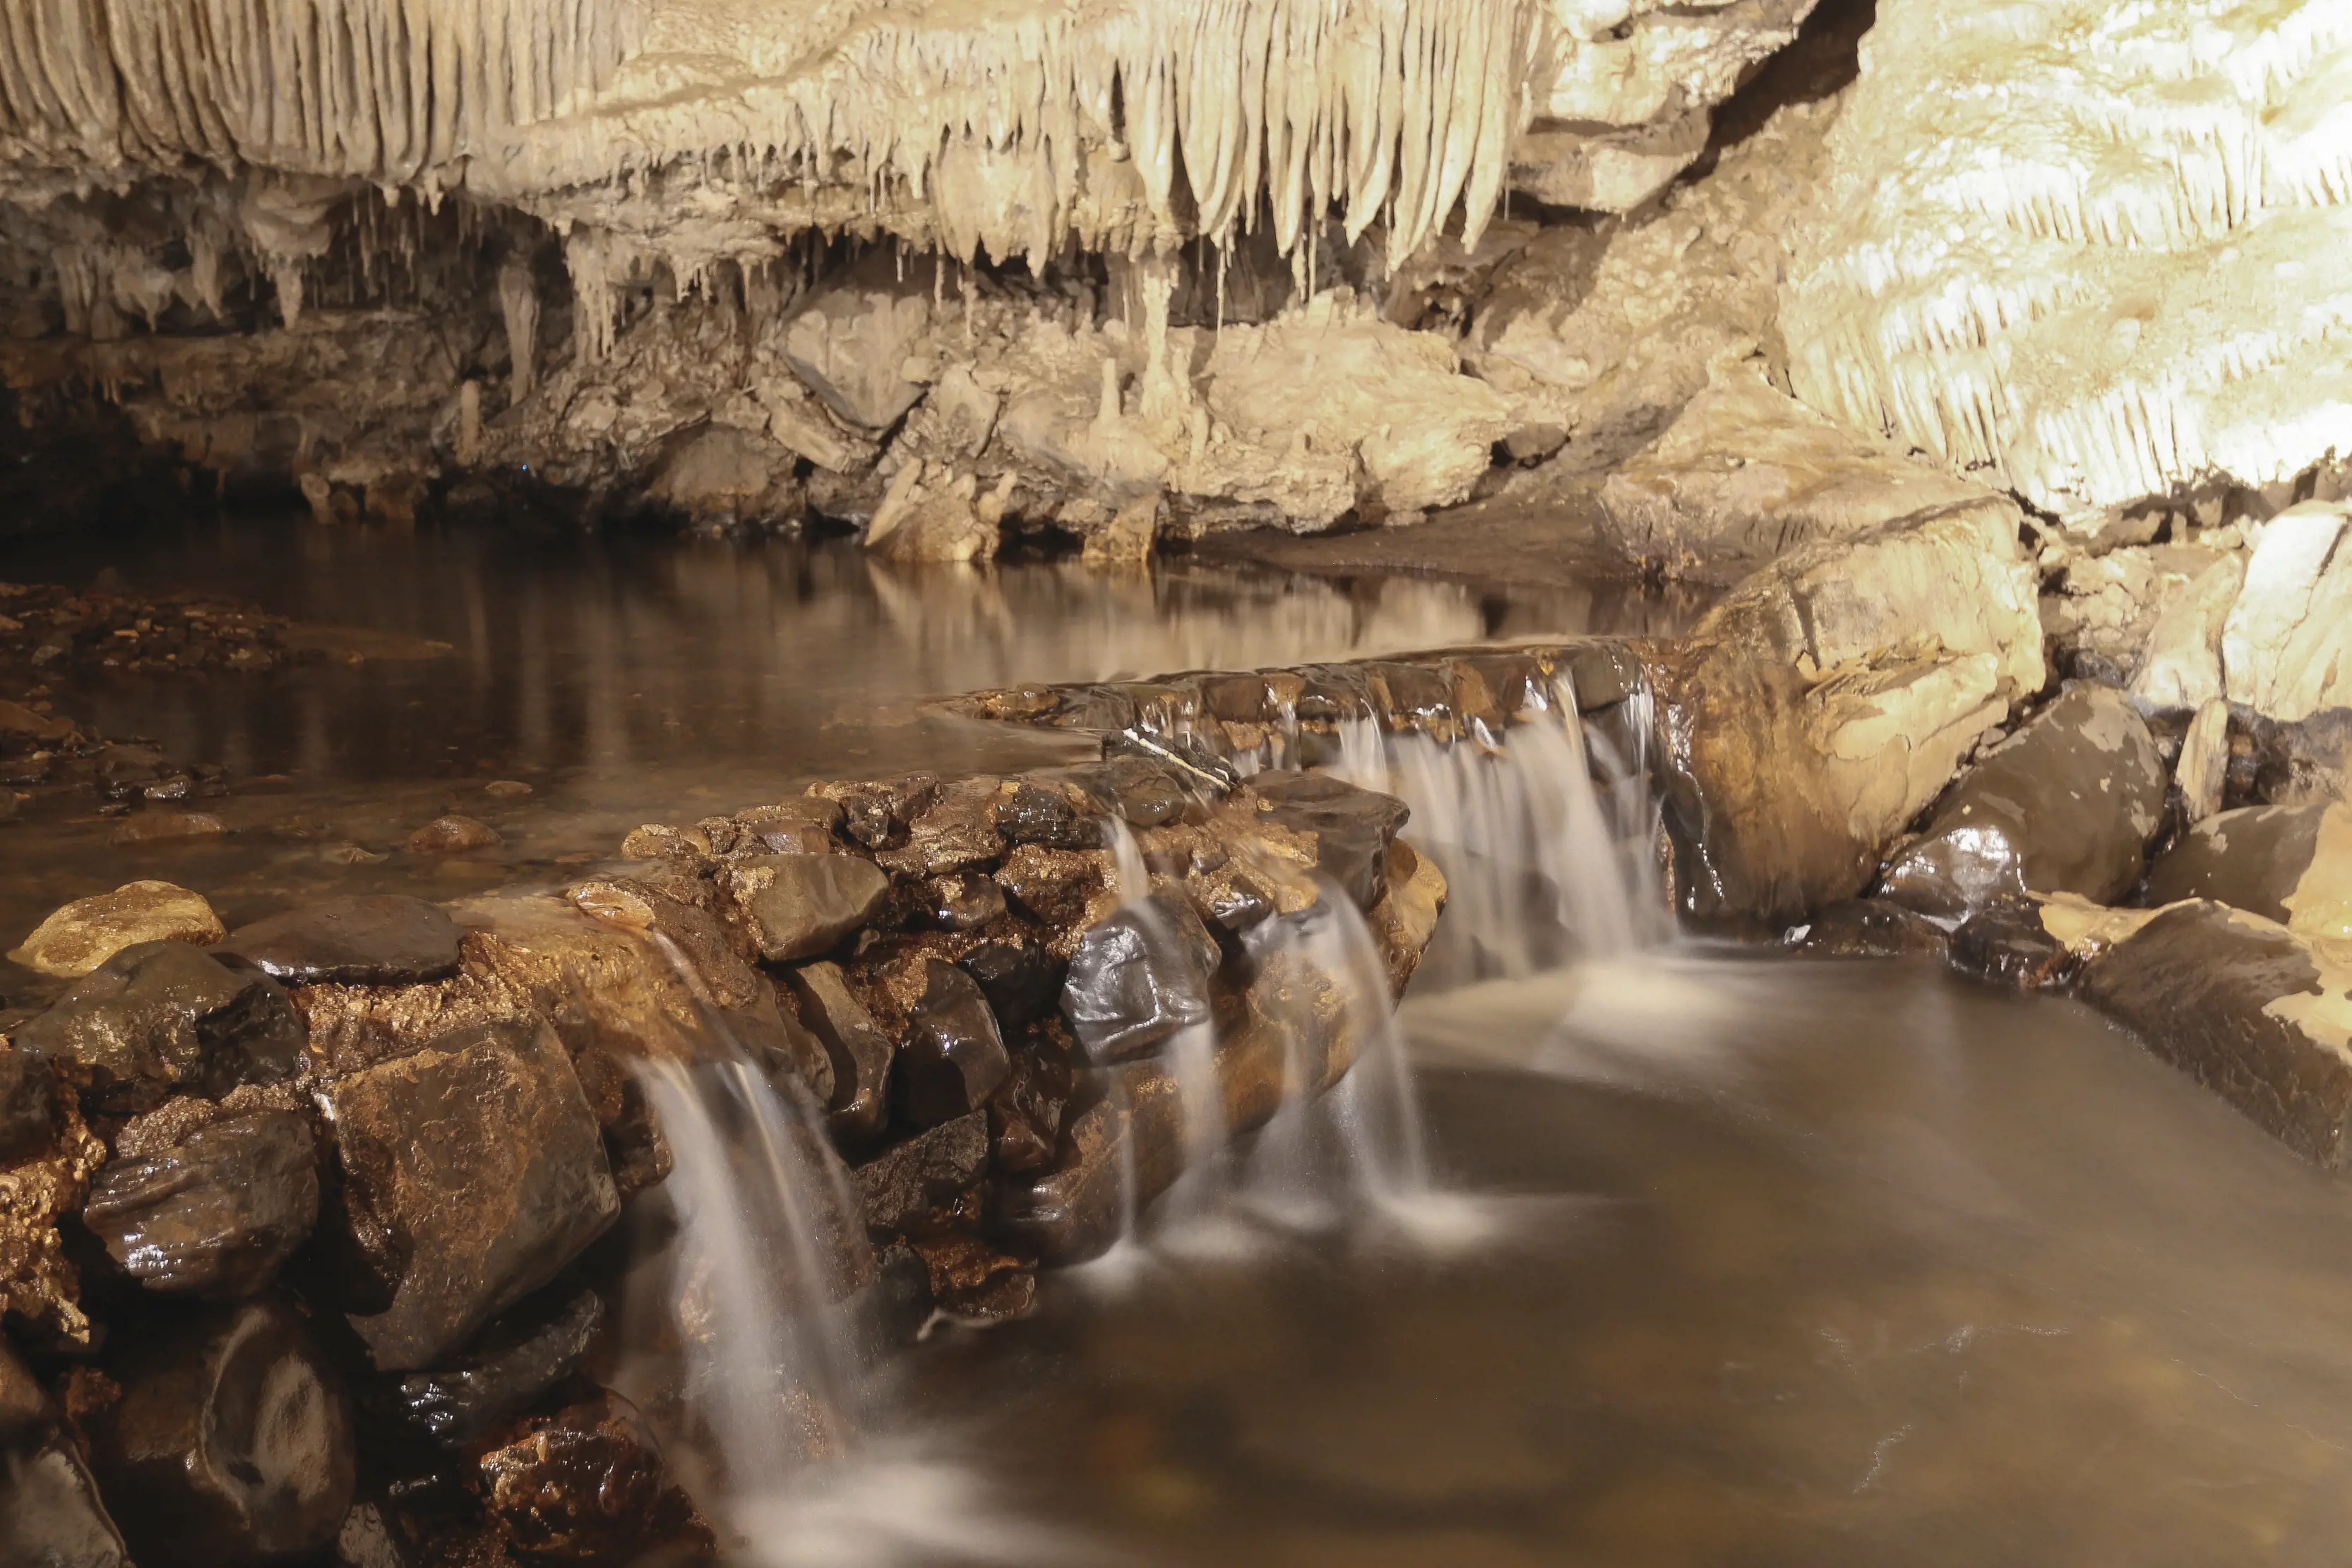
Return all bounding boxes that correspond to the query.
[13,942,305,1113]
[1653,501,2046,926]
[80,1103,319,1298]
[1875,683,2166,918]
[87,1295,355,1568]
[2144,801,2352,940]
[2221,502,2352,721]
[327,1017,621,1370]
[7,882,225,979]
[2079,902,2352,1166]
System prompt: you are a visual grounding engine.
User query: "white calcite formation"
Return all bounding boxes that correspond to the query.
[1781,0,2352,526]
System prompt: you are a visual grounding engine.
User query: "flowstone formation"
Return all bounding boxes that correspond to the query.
[1781,0,2352,528]
[0,0,1817,541]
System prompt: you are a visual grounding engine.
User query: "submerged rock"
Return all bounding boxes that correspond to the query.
[88,1295,355,1568]
[328,1017,620,1370]
[393,1286,604,1448]
[1790,899,1951,962]
[1877,683,2166,918]
[2080,901,2352,1166]
[219,894,463,986]
[81,1106,318,1298]
[892,960,1010,1128]
[722,854,893,962]
[405,815,503,854]
[782,961,895,1142]
[0,1049,59,1163]
[853,1111,989,1233]
[2143,801,2352,939]
[13,942,305,1112]
[1,1341,131,1568]
[1947,898,2078,992]
[6,881,225,979]
[1059,894,1222,1064]
[478,1391,709,1564]
[994,782,1101,850]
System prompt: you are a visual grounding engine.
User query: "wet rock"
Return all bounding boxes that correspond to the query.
[7,881,225,978]
[782,962,894,1142]
[1060,894,1222,1064]
[393,1286,604,1448]
[781,257,933,431]
[878,779,1008,877]
[993,1060,1184,1264]
[2175,696,2231,824]
[1247,771,1412,909]
[892,960,1010,1129]
[1947,897,2078,991]
[405,815,502,854]
[485,780,534,800]
[1877,683,2166,918]
[1068,757,1189,828]
[914,872,1005,932]
[0,1055,106,1343]
[2144,801,2352,938]
[956,940,1065,1029]
[81,1106,318,1297]
[1791,899,1951,962]
[329,1017,620,1370]
[88,1295,356,1568]
[220,894,464,986]
[1,1341,131,1568]
[2234,706,2352,808]
[0,1048,59,1162]
[1198,873,1276,933]
[109,810,227,846]
[722,853,893,962]
[13,942,305,1112]
[815,774,937,851]
[907,1233,1036,1322]
[853,1111,988,1233]
[987,1047,1073,1175]
[478,1390,708,1564]
[733,796,843,854]
[2080,900,2352,1166]
[994,845,1113,930]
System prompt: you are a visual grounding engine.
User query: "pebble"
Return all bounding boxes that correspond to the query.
[109,810,227,846]
[406,815,502,854]
[484,780,533,799]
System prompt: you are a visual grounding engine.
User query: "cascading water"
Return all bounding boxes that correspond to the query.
[1330,680,1669,985]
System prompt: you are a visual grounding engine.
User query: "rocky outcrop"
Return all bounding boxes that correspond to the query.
[1652,501,2046,926]
[1781,0,2352,527]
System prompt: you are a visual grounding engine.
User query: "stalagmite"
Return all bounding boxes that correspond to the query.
[499,258,542,405]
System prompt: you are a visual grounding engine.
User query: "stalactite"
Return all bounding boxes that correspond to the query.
[499,254,541,402]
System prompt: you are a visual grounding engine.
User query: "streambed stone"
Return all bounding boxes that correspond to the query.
[13,942,304,1113]
[2080,900,2352,1166]
[81,1106,318,1297]
[7,881,225,978]
[2143,801,2352,935]
[1877,683,2166,918]
[782,961,895,1141]
[88,1295,355,1568]
[393,1286,604,1448]
[993,782,1100,850]
[1791,899,1950,962]
[1,1341,130,1568]
[405,815,501,854]
[220,894,463,986]
[329,1017,620,1370]
[722,853,892,962]
[1247,770,1412,909]
[893,960,1009,1127]
[854,1110,989,1233]
[478,1390,709,1563]
[1060,894,1222,1064]
[957,940,1065,1028]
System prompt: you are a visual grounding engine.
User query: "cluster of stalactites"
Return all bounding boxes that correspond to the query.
[0,0,644,186]
[1781,0,2352,520]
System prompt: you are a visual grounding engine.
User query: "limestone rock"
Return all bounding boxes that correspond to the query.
[2144,801,2352,941]
[1246,771,1412,910]
[80,1106,318,1297]
[1594,361,1995,584]
[2132,556,2246,710]
[479,1391,709,1564]
[88,1295,356,1568]
[892,960,1010,1128]
[1,1341,130,1568]
[647,424,803,528]
[781,961,895,1142]
[2221,503,2352,722]
[2175,697,2231,824]
[1059,894,1222,1064]
[2079,902,2352,1166]
[1654,501,2045,926]
[392,1287,604,1448]
[853,1111,989,1234]
[1876,683,2167,918]
[7,882,224,978]
[782,260,933,431]
[861,461,1000,563]
[722,854,893,963]
[13,942,306,1113]
[220,894,464,986]
[328,1017,620,1370]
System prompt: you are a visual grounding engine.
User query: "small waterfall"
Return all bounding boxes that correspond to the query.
[1331,680,1667,986]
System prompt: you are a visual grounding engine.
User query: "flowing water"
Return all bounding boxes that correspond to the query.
[16,515,2352,1565]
